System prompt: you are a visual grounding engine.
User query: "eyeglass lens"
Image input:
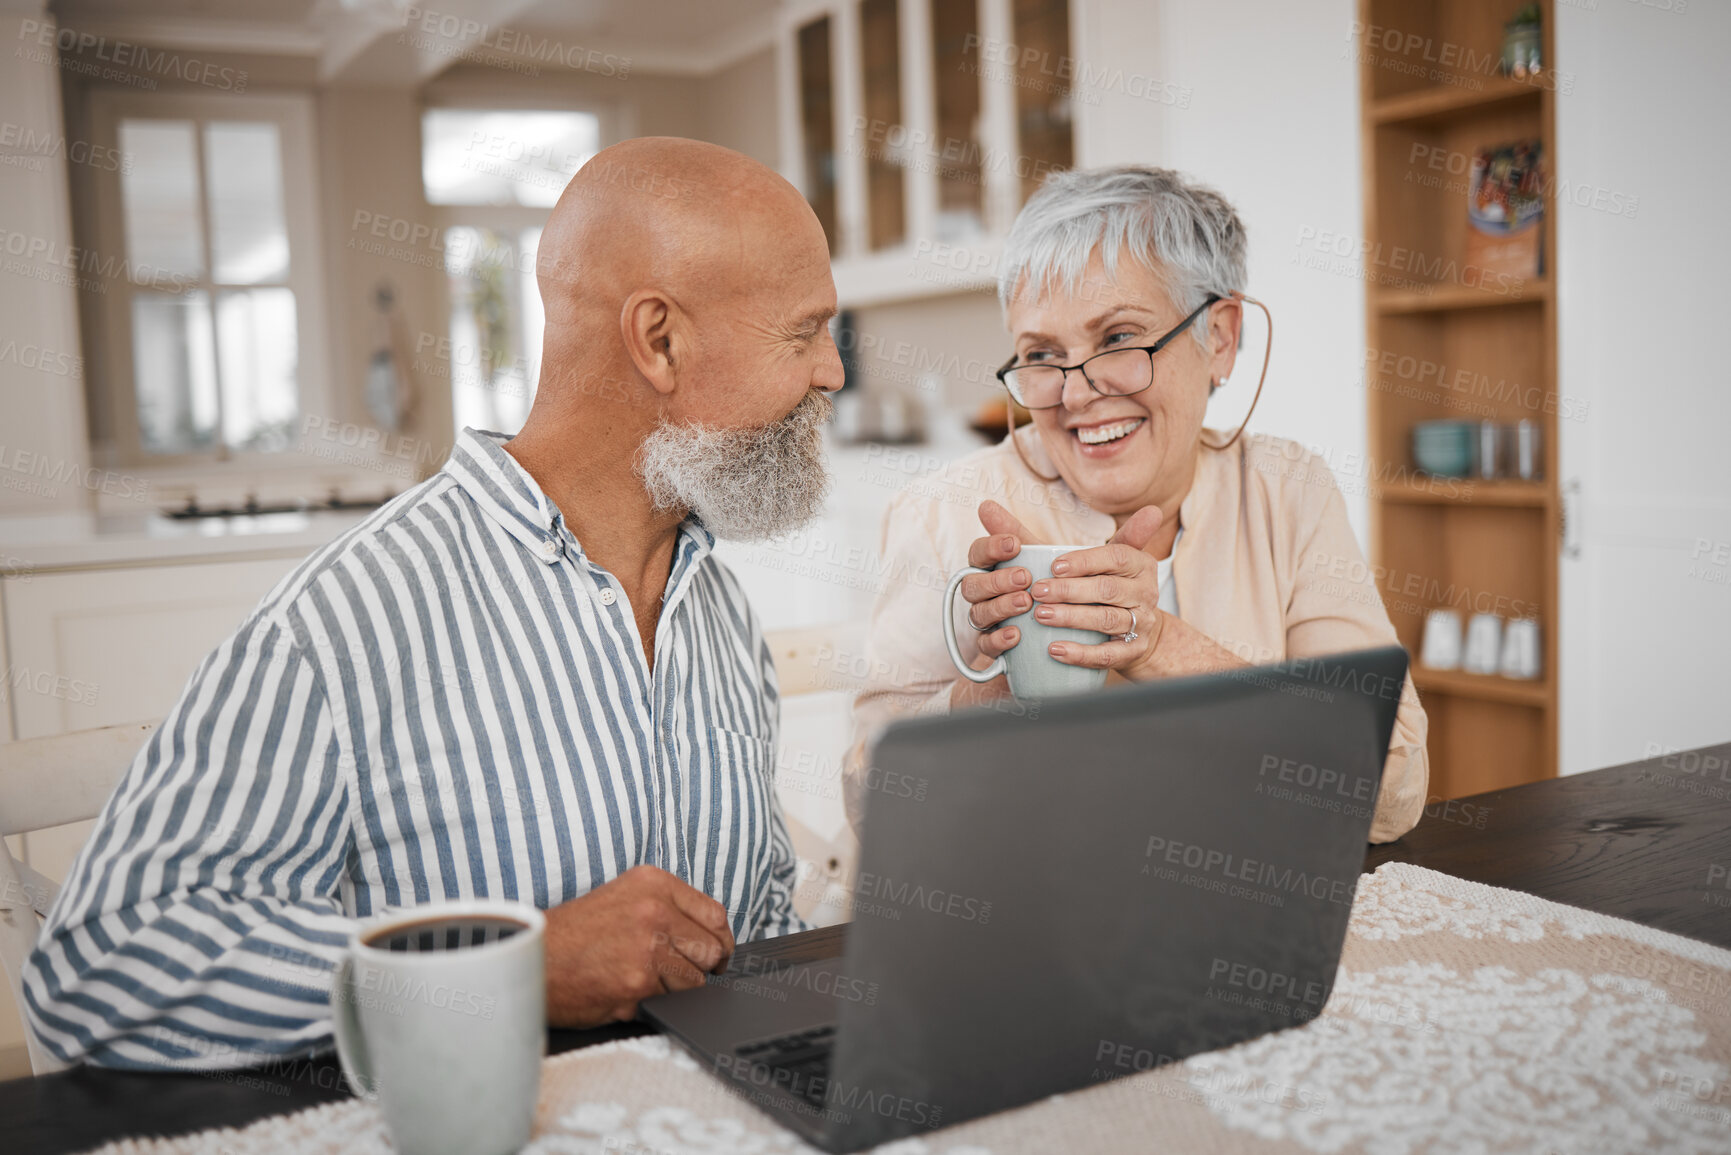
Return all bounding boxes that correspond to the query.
[1006,348,1154,408]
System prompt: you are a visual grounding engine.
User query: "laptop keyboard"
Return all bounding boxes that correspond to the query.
[734,1025,836,1106]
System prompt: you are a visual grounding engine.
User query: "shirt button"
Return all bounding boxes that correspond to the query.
[598,587,617,606]
[537,539,560,561]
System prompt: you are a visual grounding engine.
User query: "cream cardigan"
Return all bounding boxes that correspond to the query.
[844,424,1430,843]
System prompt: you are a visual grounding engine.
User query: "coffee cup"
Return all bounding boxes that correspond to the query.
[943,544,1109,701]
[331,899,546,1155]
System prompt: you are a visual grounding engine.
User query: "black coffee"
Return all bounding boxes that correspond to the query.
[366,915,526,954]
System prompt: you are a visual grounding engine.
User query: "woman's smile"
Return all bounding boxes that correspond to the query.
[1071,415,1146,454]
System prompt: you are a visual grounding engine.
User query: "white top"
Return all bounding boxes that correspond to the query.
[1156,525,1182,617]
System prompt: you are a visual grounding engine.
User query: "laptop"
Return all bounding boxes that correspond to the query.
[642,645,1409,1152]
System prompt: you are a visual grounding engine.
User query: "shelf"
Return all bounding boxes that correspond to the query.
[1362,0,1560,797]
[1414,666,1549,708]
[1377,479,1552,508]
[1369,75,1546,127]
[1375,280,1549,315]
[832,240,1000,309]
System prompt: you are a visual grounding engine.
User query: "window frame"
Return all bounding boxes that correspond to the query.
[416,93,612,436]
[84,90,333,469]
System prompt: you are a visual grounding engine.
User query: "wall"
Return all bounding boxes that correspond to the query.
[317,86,452,483]
[0,12,92,516]
[423,61,706,140]
[1556,0,1731,773]
[698,47,779,168]
[1075,0,1370,540]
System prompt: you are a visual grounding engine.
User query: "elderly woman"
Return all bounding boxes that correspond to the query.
[846,166,1428,843]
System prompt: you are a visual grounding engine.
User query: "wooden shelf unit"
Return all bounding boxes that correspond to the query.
[1369,73,1544,127]
[1358,0,1560,800]
[1412,666,1548,709]
[1374,279,1548,315]
[1374,478,1549,507]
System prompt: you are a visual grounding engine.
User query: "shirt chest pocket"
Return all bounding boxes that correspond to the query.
[701,727,776,921]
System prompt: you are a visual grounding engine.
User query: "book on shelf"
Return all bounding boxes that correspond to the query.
[1464,139,1545,281]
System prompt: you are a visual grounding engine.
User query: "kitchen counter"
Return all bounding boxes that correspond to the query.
[0,422,991,581]
[0,508,377,574]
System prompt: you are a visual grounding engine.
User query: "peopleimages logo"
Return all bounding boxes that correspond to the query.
[351,963,498,1020]
[400,6,630,77]
[17,19,249,91]
[729,953,880,1006]
[854,870,992,923]
[1143,836,1356,907]
[0,227,195,294]
[711,1053,944,1127]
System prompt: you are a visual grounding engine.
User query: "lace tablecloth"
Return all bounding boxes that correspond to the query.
[78,864,1731,1155]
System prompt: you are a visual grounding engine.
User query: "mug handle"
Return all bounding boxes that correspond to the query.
[330,952,379,1101]
[943,567,1008,684]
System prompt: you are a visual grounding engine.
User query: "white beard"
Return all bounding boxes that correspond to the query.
[636,389,833,542]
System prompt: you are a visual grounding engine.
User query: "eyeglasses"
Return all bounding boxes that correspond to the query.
[994,294,1223,411]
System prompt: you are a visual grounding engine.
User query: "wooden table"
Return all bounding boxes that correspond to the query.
[5,742,1728,1155]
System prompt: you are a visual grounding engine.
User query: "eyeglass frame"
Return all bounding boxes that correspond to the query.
[992,293,1225,411]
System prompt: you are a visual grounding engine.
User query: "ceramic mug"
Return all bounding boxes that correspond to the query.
[1462,612,1504,676]
[1500,618,1542,680]
[943,544,1109,701]
[331,899,547,1155]
[1420,608,1464,670]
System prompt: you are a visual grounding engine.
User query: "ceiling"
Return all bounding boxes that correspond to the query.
[515,0,780,57]
[46,0,782,81]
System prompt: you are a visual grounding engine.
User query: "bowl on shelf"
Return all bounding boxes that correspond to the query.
[1412,420,1476,477]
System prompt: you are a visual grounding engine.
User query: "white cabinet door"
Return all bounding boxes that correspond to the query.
[2,556,304,879]
[1556,5,1731,774]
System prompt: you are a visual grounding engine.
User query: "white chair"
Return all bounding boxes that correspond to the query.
[0,720,157,1076]
[764,624,866,927]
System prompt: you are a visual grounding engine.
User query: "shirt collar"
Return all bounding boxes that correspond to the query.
[442,426,716,570]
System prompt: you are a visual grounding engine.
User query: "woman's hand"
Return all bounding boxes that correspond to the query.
[950,501,1042,704]
[1031,505,1169,679]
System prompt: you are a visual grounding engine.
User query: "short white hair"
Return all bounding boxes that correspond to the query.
[998,166,1247,349]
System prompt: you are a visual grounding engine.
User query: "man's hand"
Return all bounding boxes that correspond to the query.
[542,864,736,1027]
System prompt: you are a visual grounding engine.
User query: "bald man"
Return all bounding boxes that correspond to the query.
[23,139,845,1070]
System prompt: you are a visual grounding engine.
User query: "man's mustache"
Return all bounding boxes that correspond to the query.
[771,388,833,431]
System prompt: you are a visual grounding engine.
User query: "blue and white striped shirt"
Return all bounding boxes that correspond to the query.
[24,428,805,1069]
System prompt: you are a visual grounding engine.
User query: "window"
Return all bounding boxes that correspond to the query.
[1012,0,1074,205]
[932,0,985,238]
[442,225,544,435]
[861,0,905,251]
[798,18,839,253]
[87,94,326,462]
[783,0,1074,267]
[421,108,598,435]
[422,109,599,208]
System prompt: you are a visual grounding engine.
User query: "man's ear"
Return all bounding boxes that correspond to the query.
[620,289,687,397]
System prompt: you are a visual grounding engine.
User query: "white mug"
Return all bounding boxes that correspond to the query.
[1461,613,1504,676]
[943,544,1109,701]
[1500,618,1542,679]
[1420,609,1463,670]
[331,899,547,1155]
